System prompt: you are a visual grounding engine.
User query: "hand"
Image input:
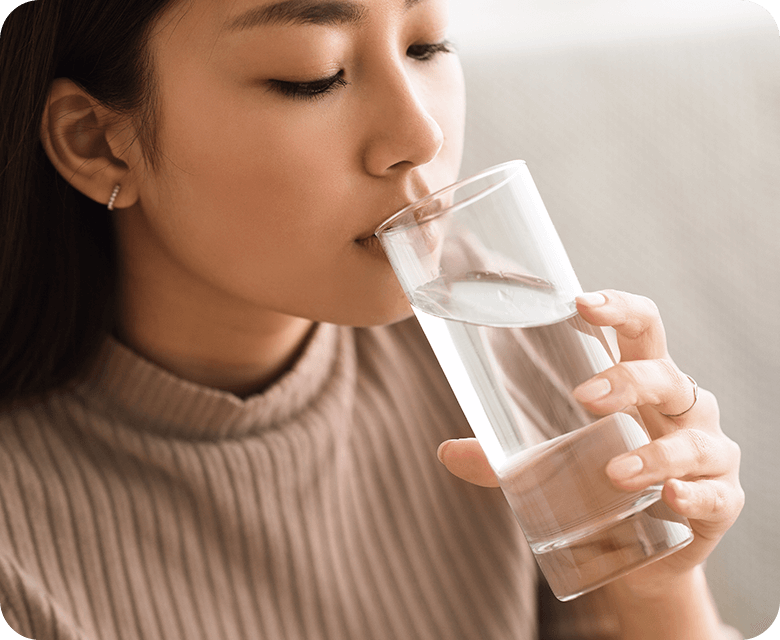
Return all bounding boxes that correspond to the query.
[436,289,744,597]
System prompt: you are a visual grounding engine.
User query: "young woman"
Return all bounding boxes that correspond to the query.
[0,0,744,638]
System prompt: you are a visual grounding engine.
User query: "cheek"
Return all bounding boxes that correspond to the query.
[155,88,354,262]
[165,103,331,217]
[138,89,398,321]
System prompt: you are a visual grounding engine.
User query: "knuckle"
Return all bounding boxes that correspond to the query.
[604,290,650,336]
[705,481,745,523]
[719,483,745,523]
[650,437,677,470]
[657,358,678,378]
[724,437,742,468]
[638,294,661,320]
[658,359,685,393]
[613,362,646,403]
[615,361,642,387]
[616,294,662,341]
[697,388,721,422]
[685,429,714,467]
[670,363,688,390]
[710,484,729,516]
[734,484,746,516]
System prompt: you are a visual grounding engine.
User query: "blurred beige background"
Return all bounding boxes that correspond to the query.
[447,1,780,637]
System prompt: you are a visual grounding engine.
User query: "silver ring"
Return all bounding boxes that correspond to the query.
[660,375,699,418]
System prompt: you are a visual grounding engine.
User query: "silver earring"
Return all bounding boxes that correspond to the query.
[107,184,121,211]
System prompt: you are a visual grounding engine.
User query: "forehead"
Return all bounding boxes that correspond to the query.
[153,0,420,40]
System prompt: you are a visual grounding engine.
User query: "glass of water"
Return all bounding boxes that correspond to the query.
[375,160,693,601]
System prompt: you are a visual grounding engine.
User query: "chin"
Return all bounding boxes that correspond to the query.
[354,302,415,328]
[336,295,415,328]
[309,286,414,328]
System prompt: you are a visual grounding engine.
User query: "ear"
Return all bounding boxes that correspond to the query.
[39,78,144,210]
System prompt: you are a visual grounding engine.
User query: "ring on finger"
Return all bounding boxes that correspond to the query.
[660,374,699,418]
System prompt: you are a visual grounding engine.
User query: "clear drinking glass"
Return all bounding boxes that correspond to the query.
[375,160,693,601]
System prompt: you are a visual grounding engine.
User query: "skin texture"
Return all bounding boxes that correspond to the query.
[42,0,465,395]
[39,0,743,636]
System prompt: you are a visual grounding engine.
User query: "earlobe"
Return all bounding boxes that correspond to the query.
[40,78,141,210]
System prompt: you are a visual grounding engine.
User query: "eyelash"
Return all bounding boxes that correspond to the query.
[269,70,349,100]
[269,40,454,101]
[407,40,455,62]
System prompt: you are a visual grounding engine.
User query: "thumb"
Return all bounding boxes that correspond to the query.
[437,438,500,488]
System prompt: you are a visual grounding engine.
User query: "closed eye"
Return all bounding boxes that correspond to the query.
[268,70,348,100]
[406,40,454,62]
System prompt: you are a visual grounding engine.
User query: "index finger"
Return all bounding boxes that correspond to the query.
[575,289,670,362]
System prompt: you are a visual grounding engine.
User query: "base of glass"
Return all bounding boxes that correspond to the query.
[532,500,694,602]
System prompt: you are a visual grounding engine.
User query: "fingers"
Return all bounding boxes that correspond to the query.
[574,289,721,432]
[436,438,499,488]
[605,428,741,492]
[572,359,707,422]
[663,478,745,530]
[576,289,669,362]
[438,431,744,530]
[439,431,745,532]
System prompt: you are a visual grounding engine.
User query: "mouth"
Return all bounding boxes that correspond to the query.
[353,201,417,251]
[357,192,449,243]
[376,196,448,239]
[354,234,386,257]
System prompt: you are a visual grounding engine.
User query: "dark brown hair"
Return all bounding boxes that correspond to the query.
[0,0,177,405]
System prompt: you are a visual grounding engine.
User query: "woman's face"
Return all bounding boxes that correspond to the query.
[124,0,465,327]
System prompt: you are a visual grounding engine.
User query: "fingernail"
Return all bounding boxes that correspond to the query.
[573,377,612,402]
[608,454,644,480]
[437,441,451,464]
[576,292,608,307]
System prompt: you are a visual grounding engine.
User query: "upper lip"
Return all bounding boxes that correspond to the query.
[368,196,447,240]
[357,199,422,241]
[356,171,443,241]
[358,189,443,241]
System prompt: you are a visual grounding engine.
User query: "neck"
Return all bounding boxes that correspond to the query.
[114,311,315,398]
[114,262,315,399]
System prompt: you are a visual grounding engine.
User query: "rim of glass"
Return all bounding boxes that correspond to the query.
[374,159,526,237]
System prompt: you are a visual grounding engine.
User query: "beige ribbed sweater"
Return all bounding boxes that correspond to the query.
[0,319,619,640]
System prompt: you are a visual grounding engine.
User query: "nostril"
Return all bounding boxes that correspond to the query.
[386,159,414,171]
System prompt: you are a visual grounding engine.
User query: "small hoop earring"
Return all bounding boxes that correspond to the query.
[107,184,121,211]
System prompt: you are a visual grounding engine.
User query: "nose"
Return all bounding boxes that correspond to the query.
[362,63,445,177]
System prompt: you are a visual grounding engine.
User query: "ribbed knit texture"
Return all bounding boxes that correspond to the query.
[0,319,619,640]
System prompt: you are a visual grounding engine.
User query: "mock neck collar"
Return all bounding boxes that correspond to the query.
[74,323,351,440]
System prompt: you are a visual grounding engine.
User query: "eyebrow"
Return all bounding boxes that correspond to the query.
[225,0,423,32]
